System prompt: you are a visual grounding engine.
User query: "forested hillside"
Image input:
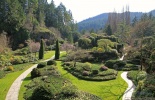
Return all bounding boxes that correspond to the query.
[0,0,78,50]
[78,10,155,32]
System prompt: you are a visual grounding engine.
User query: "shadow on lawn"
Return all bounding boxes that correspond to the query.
[23,77,31,81]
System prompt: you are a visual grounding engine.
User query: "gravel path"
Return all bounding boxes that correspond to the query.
[121,72,136,100]
[5,56,55,100]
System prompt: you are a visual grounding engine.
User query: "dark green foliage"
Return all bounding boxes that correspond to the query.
[31,68,41,79]
[39,39,44,59]
[92,70,99,75]
[37,62,47,68]
[105,60,126,70]
[117,44,124,53]
[47,60,57,65]
[62,62,117,81]
[105,25,112,36]
[61,85,78,97]
[78,38,91,49]
[0,71,6,79]
[90,51,118,62]
[55,39,60,60]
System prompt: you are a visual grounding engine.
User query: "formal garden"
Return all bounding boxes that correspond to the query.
[1,1,155,100]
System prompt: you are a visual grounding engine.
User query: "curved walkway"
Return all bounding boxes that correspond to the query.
[5,56,55,100]
[121,72,136,100]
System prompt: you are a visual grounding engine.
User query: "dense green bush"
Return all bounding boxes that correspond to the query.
[78,38,91,49]
[92,70,99,75]
[0,70,5,79]
[61,85,78,97]
[137,71,147,81]
[37,62,47,68]
[105,60,126,70]
[6,66,14,71]
[11,56,23,65]
[31,68,41,78]
[47,60,57,65]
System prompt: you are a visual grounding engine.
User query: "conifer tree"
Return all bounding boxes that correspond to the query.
[55,39,60,60]
[39,39,44,59]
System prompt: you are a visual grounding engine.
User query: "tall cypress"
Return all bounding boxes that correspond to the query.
[55,39,60,60]
[39,39,44,59]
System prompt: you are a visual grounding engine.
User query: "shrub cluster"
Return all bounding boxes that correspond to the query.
[6,66,14,71]
[31,68,41,78]
[47,60,57,65]
[37,62,47,68]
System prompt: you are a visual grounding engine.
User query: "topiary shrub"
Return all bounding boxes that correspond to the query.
[100,66,108,71]
[92,70,99,75]
[55,39,60,60]
[31,68,41,78]
[37,62,47,68]
[39,39,45,59]
[47,60,57,65]
[6,66,14,71]
[82,71,89,76]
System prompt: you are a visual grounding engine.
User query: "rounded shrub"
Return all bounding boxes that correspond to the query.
[6,66,14,71]
[47,60,57,65]
[100,66,108,71]
[82,71,89,76]
[37,62,47,68]
[31,68,41,78]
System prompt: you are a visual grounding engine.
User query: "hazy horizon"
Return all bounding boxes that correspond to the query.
[47,0,155,22]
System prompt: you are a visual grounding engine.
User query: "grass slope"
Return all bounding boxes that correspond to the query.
[57,61,127,100]
[0,63,33,100]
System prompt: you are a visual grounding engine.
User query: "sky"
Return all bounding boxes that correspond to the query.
[47,0,155,22]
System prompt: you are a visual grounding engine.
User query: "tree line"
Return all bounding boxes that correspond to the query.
[0,0,78,50]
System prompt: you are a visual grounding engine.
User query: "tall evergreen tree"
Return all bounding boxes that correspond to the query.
[39,39,44,59]
[55,39,60,60]
[106,25,112,36]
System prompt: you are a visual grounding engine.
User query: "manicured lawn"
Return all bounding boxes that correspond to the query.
[0,63,33,100]
[43,51,55,59]
[57,61,128,100]
[18,74,31,100]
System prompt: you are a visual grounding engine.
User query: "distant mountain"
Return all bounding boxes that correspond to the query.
[78,10,155,32]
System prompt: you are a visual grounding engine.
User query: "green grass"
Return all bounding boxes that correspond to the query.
[44,51,55,60]
[18,74,31,100]
[18,51,56,100]
[57,61,127,100]
[0,64,33,100]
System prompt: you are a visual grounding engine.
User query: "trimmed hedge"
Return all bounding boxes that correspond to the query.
[47,60,57,65]
[37,62,47,68]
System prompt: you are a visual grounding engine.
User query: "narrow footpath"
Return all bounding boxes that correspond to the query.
[120,53,135,100]
[5,56,55,100]
[121,72,135,100]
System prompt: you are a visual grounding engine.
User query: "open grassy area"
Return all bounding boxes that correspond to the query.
[57,61,127,100]
[0,63,33,100]
[18,74,31,100]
